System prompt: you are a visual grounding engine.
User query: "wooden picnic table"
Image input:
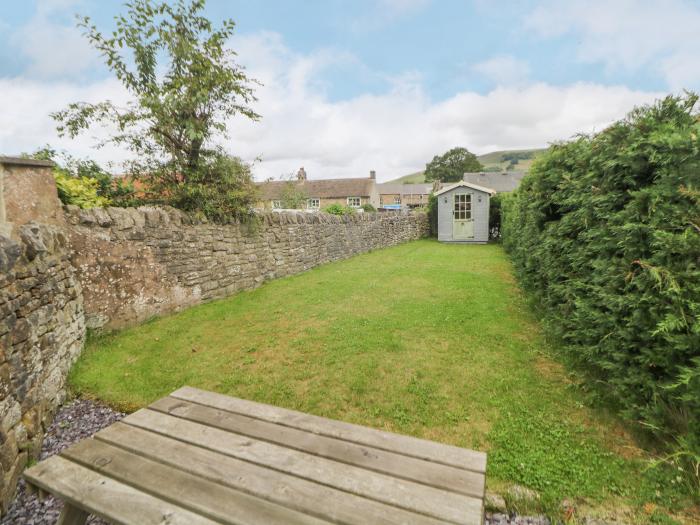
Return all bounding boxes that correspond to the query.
[24,386,487,525]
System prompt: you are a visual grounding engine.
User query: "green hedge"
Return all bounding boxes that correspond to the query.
[502,94,700,482]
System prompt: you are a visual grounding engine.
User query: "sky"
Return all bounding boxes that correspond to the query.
[1,0,699,182]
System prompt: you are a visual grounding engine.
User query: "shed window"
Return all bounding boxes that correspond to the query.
[307,198,320,209]
[347,197,361,208]
[393,195,401,204]
[272,200,282,209]
[453,193,472,220]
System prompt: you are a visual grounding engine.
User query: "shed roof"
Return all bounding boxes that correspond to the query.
[462,171,525,193]
[257,177,375,200]
[434,181,496,196]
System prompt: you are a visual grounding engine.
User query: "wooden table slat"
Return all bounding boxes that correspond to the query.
[23,456,218,525]
[124,408,483,524]
[96,422,454,525]
[24,388,487,524]
[151,396,485,498]
[171,386,487,473]
[61,437,332,525]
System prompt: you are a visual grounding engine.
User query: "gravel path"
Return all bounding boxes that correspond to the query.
[1,399,125,525]
[2,398,549,524]
[485,514,550,524]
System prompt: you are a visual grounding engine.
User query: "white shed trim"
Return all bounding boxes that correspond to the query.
[434,181,496,196]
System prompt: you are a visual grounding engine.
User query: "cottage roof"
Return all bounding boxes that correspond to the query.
[376,183,436,195]
[434,181,496,196]
[462,171,525,193]
[257,177,375,200]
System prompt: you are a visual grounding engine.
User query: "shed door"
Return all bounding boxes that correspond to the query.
[453,193,474,240]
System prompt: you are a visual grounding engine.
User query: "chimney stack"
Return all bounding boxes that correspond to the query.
[297,167,307,181]
[369,170,376,180]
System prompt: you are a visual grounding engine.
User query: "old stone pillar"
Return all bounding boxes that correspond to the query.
[0,157,61,236]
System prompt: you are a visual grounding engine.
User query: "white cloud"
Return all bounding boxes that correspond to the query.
[525,0,700,90]
[11,0,99,79]
[472,55,531,86]
[0,32,664,182]
[0,76,130,167]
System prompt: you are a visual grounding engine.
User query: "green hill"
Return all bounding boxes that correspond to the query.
[387,171,426,184]
[386,148,547,184]
[477,148,546,172]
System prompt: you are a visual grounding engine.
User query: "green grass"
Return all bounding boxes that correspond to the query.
[388,171,427,184]
[70,240,696,522]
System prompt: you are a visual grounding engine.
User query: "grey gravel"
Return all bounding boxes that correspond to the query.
[1,399,124,525]
[485,513,551,525]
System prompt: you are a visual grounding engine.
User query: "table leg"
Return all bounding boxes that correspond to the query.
[57,503,89,525]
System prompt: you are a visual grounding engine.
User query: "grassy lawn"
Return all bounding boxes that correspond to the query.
[70,240,695,522]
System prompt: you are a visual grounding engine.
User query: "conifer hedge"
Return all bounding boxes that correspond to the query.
[502,94,700,477]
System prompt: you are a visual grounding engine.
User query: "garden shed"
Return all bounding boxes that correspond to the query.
[435,181,495,243]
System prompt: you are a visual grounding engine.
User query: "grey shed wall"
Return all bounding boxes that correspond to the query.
[437,186,491,243]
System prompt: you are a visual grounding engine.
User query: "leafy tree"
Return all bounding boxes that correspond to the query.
[170,154,258,222]
[424,147,483,182]
[280,180,308,209]
[502,151,534,170]
[53,0,259,220]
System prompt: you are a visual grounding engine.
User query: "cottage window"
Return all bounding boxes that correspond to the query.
[307,198,320,209]
[347,197,361,208]
[393,195,401,204]
[453,193,472,220]
[272,200,282,209]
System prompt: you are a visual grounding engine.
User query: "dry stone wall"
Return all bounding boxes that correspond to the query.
[0,158,427,511]
[0,224,85,513]
[65,206,429,330]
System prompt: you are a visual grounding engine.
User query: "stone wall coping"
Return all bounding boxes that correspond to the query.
[0,157,55,168]
[64,205,427,228]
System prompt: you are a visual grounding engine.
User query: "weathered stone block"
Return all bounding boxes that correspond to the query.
[10,318,30,345]
[0,237,21,274]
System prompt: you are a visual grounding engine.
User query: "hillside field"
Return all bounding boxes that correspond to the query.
[387,148,546,184]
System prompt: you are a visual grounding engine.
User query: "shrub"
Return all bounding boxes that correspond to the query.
[361,203,376,212]
[427,193,438,237]
[28,146,140,208]
[323,204,356,216]
[323,203,345,215]
[54,171,110,209]
[167,154,258,222]
[489,193,509,240]
[502,93,700,489]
